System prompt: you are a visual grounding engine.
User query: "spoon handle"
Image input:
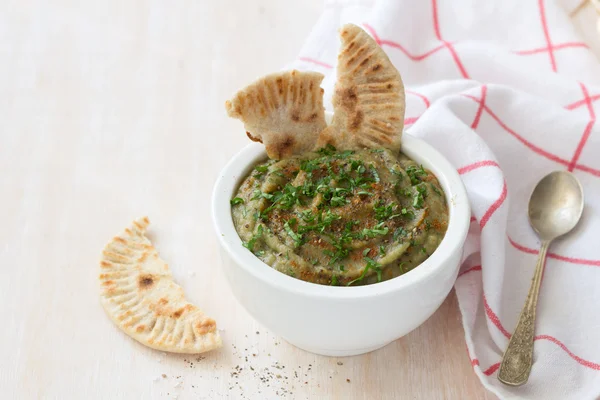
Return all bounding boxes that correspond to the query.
[498,240,550,386]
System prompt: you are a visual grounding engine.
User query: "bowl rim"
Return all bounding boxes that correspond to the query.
[211,132,470,299]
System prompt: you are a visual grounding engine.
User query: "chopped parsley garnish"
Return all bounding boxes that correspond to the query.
[284,218,304,247]
[370,165,380,182]
[360,222,389,239]
[297,210,341,234]
[323,238,350,265]
[300,180,316,197]
[336,150,355,159]
[300,159,321,175]
[406,165,427,185]
[316,183,352,206]
[301,209,315,222]
[254,164,270,178]
[399,262,407,273]
[330,196,348,207]
[425,220,432,231]
[347,257,383,286]
[401,208,415,219]
[413,185,427,209]
[321,210,343,229]
[322,221,355,264]
[334,187,350,196]
[413,193,424,208]
[374,201,396,221]
[235,148,445,284]
[243,224,264,252]
[252,189,274,201]
[390,167,403,177]
[316,144,337,156]
[242,238,257,252]
[399,187,413,197]
[253,184,303,212]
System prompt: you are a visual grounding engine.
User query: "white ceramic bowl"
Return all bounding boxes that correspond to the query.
[212,124,470,357]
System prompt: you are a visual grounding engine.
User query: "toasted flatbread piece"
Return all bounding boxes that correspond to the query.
[99,217,222,354]
[317,24,405,151]
[225,70,327,159]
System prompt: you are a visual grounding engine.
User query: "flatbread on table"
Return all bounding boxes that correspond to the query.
[317,23,405,151]
[99,217,222,354]
[225,70,327,159]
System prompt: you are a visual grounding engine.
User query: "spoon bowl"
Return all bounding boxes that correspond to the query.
[528,171,585,241]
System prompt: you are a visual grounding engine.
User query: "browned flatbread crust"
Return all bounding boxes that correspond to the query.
[317,24,405,151]
[99,217,222,354]
[225,70,327,159]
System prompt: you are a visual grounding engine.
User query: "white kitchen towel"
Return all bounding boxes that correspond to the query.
[287,1,600,399]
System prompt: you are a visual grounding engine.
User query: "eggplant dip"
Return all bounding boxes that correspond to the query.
[230,145,448,286]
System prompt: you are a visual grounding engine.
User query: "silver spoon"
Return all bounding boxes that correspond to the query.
[498,171,584,386]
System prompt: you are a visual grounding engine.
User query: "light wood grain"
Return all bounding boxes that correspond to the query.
[0,1,513,398]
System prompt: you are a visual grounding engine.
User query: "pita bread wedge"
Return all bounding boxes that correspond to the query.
[225,70,327,159]
[317,24,405,151]
[99,217,222,354]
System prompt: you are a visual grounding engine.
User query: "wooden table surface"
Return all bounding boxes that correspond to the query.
[4,1,597,398]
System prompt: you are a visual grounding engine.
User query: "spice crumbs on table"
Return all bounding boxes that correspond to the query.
[173,331,355,398]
